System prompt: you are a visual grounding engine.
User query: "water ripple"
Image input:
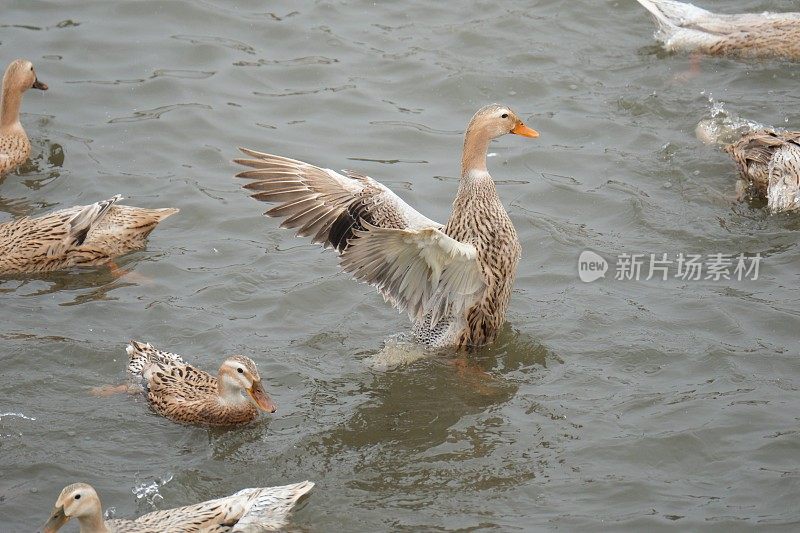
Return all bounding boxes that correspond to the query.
[109,103,211,123]
[171,34,256,54]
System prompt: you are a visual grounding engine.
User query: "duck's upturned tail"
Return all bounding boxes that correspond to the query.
[125,340,185,376]
[636,0,711,29]
[636,0,719,50]
[233,480,315,531]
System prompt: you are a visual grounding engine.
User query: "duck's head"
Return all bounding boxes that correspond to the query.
[42,483,101,532]
[4,59,47,94]
[467,104,538,140]
[219,355,276,413]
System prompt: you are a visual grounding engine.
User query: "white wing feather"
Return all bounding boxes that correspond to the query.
[340,222,485,327]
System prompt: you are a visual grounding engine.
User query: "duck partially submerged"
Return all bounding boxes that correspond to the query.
[636,0,800,60]
[126,340,276,426]
[0,195,177,275]
[724,130,800,213]
[42,480,314,532]
[235,104,538,350]
[0,59,47,175]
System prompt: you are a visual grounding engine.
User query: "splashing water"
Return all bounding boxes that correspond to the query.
[695,95,771,146]
[366,334,430,371]
[132,473,173,507]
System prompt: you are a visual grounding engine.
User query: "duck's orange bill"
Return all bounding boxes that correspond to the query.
[249,382,277,413]
[511,123,539,138]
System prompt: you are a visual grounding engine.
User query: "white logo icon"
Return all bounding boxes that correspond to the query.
[578,250,608,282]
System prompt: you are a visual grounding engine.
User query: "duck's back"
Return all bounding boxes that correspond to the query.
[637,0,800,59]
[0,200,177,274]
[725,130,800,193]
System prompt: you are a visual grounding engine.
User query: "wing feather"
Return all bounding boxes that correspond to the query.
[236,149,485,325]
[235,148,439,251]
[340,222,485,327]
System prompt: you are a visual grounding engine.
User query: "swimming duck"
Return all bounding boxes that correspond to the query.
[636,0,800,60]
[126,340,276,426]
[0,59,47,175]
[724,129,800,213]
[0,195,177,275]
[42,480,314,532]
[236,104,538,350]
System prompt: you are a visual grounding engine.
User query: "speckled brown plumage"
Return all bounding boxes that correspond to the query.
[637,0,800,60]
[43,481,314,532]
[0,59,47,175]
[444,176,521,348]
[235,104,537,350]
[126,341,275,426]
[724,129,800,213]
[0,196,178,275]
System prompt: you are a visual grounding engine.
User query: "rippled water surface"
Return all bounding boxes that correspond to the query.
[2,0,799,530]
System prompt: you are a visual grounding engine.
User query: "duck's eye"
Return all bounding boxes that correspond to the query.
[237,368,243,374]
[74,494,81,500]
[30,66,33,71]
[501,113,508,119]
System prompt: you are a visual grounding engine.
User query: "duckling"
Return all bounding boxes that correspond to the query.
[724,129,800,213]
[42,480,314,532]
[126,340,276,426]
[636,0,800,60]
[0,59,47,175]
[235,104,538,350]
[0,195,177,275]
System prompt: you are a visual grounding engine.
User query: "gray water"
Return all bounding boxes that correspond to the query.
[1,0,799,530]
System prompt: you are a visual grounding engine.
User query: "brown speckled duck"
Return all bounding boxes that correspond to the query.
[636,0,800,60]
[724,129,800,213]
[126,340,276,426]
[0,195,177,275]
[42,480,314,532]
[0,59,47,175]
[235,104,538,350]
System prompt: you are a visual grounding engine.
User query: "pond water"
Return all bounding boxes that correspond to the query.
[1,0,798,530]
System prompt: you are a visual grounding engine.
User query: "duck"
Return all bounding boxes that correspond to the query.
[126,340,277,426]
[235,104,538,350]
[0,59,47,175]
[0,195,177,275]
[723,129,800,213]
[636,0,800,60]
[42,480,314,532]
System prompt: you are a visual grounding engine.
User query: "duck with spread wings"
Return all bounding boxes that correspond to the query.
[235,104,538,350]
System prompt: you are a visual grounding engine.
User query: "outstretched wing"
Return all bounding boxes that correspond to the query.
[235,148,439,251]
[340,223,485,325]
[235,149,486,326]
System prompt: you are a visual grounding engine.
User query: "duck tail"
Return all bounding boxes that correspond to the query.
[234,481,315,530]
[125,340,185,376]
[151,207,180,222]
[636,0,711,28]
